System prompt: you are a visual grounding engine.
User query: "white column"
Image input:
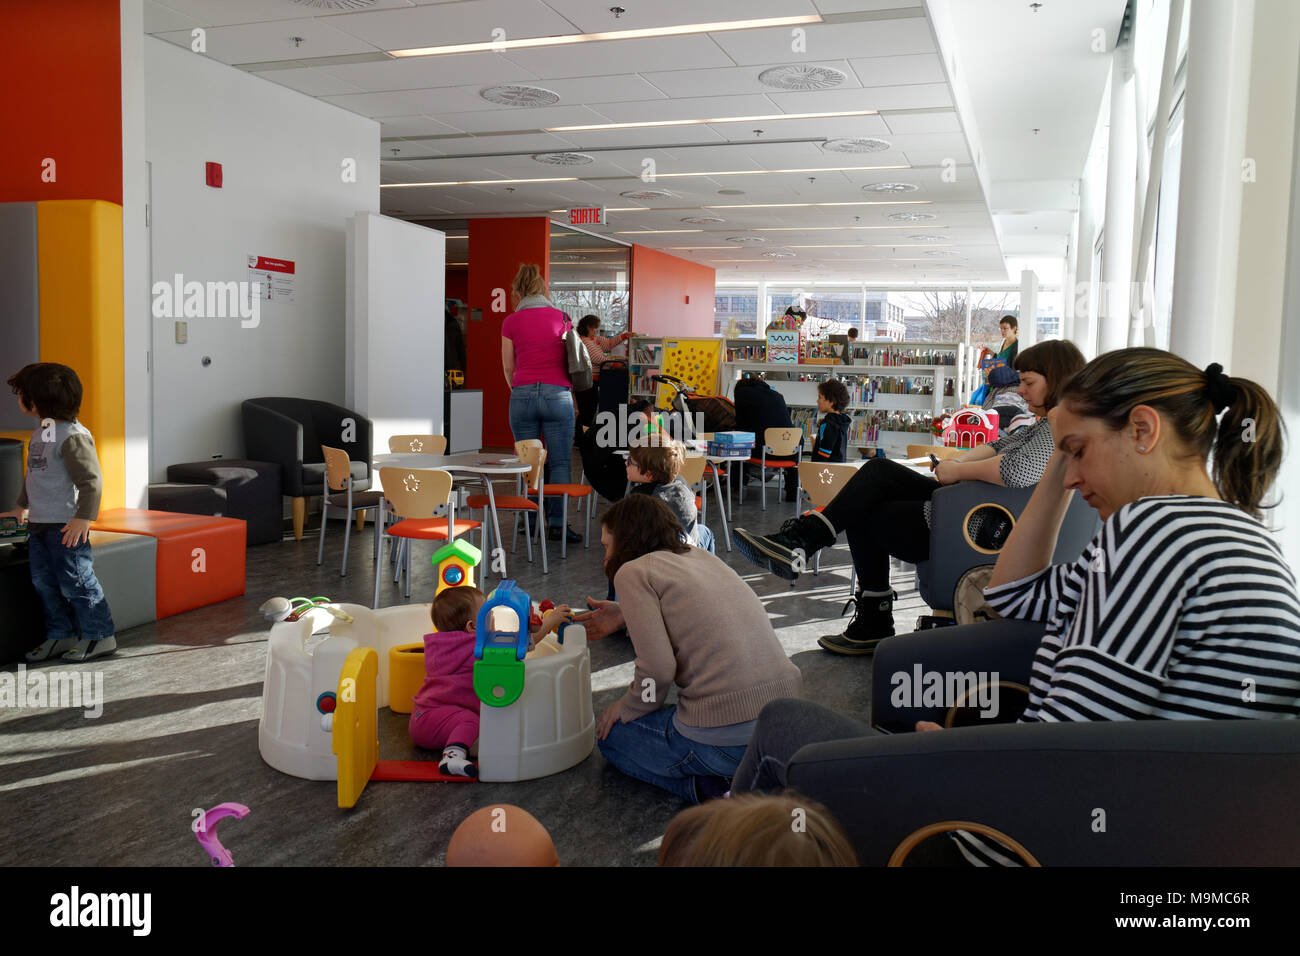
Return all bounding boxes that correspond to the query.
[1019,270,1039,346]
[121,0,150,498]
[1100,45,1137,354]
[1169,0,1256,369]
[1273,40,1300,573]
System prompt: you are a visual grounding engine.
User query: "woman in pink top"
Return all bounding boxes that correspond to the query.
[500,264,579,542]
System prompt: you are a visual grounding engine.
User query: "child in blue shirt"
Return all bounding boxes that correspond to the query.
[810,379,852,463]
[2,363,116,662]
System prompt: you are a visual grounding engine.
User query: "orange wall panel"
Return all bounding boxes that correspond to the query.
[37,200,126,511]
[629,245,716,337]
[466,219,550,447]
[0,0,123,204]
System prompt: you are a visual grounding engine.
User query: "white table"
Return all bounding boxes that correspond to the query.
[373,452,533,578]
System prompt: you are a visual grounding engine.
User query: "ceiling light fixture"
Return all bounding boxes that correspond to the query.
[389,14,824,58]
[548,109,876,133]
[382,176,578,188]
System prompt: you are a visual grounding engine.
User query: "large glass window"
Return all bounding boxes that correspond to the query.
[893,289,1020,345]
[547,225,630,336]
[715,287,759,336]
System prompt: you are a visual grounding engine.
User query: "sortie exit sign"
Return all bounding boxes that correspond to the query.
[567,206,606,226]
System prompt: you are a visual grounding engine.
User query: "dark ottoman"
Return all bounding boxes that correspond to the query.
[165,459,282,545]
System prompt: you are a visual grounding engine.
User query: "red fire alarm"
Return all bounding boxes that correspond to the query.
[205,162,222,188]
[684,295,690,304]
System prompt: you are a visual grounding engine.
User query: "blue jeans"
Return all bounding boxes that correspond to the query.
[27,523,116,642]
[509,383,575,526]
[597,705,748,803]
[694,524,716,554]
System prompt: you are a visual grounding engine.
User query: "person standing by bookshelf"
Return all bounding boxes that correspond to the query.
[733,374,797,500]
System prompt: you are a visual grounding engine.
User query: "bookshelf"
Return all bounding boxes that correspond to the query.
[628,336,664,400]
[719,341,964,456]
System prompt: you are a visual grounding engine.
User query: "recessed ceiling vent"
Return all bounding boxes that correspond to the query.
[762,250,796,258]
[619,189,676,200]
[908,233,946,241]
[292,0,378,9]
[681,216,726,224]
[480,85,560,107]
[725,236,766,244]
[532,152,594,165]
[822,137,891,153]
[888,211,938,222]
[863,182,919,193]
[758,65,847,91]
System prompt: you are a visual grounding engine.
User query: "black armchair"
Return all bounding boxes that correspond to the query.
[785,620,1300,865]
[242,398,373,540]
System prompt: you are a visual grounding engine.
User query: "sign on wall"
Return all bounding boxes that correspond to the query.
[567,207,606,226]
[247,255,295,304]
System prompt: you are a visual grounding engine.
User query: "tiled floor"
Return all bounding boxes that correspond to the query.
[0,456,932,867]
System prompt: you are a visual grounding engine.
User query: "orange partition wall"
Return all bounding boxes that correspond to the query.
[629,245,716,337]
[36,200,126,511]
[467,218,550,447]
[0,0,122,205]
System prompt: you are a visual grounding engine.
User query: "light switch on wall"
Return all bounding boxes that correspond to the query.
[175,321,187,344]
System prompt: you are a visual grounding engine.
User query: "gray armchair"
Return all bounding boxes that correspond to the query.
[242,398,373,540]
[915,481,1099,613]
[784,620,1300,865]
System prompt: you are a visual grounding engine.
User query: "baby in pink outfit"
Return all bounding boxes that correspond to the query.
[410,586,571,777]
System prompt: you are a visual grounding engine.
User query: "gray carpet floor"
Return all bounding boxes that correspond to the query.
[0,456,932,867]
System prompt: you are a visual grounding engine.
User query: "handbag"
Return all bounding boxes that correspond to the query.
[562,319,594,391]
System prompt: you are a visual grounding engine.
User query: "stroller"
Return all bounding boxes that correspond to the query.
[578,358,633,503]
[648,373,736,441]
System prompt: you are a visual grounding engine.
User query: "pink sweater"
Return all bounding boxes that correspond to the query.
[502,304,571,389]
[411,629,480,714]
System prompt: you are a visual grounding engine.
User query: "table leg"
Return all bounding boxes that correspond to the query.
[711,468,731,551]
[483,476,506,579]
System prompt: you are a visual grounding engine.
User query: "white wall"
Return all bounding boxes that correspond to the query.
[144,36,379,475]
[345,213,444,474]
[121,0,149,507]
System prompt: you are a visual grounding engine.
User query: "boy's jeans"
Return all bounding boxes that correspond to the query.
[597,706,747,804]
[27,523,116,642]
[508,383,575,527]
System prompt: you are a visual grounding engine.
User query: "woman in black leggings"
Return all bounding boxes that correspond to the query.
[732,340,1084,655]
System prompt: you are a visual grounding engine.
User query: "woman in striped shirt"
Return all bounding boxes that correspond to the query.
[575,315,629,430]
[732,348,1300,862]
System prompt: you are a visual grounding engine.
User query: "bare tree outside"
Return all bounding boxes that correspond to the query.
[897,290,1018,344]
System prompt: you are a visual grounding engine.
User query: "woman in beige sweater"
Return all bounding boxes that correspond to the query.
[595,495,803,803]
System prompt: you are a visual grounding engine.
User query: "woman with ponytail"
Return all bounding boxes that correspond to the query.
[732,349,1300,864]
[500,264,581,543]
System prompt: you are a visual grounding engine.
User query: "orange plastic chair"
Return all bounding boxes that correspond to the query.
[742,426,804,515]
[373,467,481,607]
[515,440,593,558]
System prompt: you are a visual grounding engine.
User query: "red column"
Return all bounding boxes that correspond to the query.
[466,218,551,447]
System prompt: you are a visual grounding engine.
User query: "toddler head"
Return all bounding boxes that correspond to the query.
[446,805,559,867]
[817,379,850,414]
[658,792,858,867]
[431,585,485,634]
[627,439,684,484]
[6,363,83,421]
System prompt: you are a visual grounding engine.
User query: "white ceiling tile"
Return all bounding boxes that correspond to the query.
[308,52,538,91]
[378,114,458,137]
[434,105,608,133]
[762,84,950,113]
[143,0,200,34]
[711,19,935,66]
[499,35,733,78]
[710,114,891,141]
[641,59,859,98]
[260,66,366,97]
[812,0,923,14]
[146,0,415,29]
[849,52,945,87]
[321,89,457,118]
[882,110,962,135]
[561,125,730,148]
[329,0,579,50]
[581,94,778,125]
[152,20,378,66]
[417,132,587,155]
[540,0,819,33]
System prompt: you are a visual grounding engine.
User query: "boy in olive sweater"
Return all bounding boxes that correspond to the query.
[3,363,116,662]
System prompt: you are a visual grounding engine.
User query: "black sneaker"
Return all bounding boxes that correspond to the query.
[548,526,582,544]
[731,513,835,581]
[818,590,896,656]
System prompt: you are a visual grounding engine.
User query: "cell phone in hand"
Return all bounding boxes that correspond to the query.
[929,454,940,469]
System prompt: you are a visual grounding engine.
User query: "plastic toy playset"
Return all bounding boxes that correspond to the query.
[258,540,595,808]
[935,408,999,449]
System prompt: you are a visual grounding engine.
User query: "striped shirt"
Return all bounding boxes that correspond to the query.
[953,495,1300,865]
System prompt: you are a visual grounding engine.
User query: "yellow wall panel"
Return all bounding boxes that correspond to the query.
[36,200,125,511]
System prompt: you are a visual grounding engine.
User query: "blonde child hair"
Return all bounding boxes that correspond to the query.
[658,791,858,867]
[511,264,547,304]
[628,439,685,484]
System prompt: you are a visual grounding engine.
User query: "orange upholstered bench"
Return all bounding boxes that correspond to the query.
[91,509,246,619]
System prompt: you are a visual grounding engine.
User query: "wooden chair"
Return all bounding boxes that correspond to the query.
[388,434,447,454]
[679,453,708,523]
[467,443,548,576]
[318,445,385,577]
[742,427,804,514]
[373,467,480,607]
[907,443,965,462]
[798,460,859,595]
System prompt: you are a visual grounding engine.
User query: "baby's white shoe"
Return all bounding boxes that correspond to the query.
[25,638,78,662]
[62,636,117,662]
